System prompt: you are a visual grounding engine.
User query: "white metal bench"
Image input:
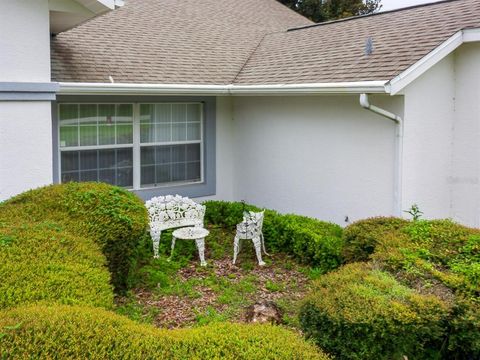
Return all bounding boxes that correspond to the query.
[146,195,206,261]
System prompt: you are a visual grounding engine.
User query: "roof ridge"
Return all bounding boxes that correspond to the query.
[287,0,463,32]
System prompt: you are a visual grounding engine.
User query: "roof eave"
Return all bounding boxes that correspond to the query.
[58,81,389,96]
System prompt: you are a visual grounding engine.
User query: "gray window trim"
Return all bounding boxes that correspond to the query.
[0,82,59,101]
[53,95,216,200]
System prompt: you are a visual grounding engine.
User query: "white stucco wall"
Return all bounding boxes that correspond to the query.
[0,0,51,82]
[450,43,480,227]
[402,55,456,219]
[0,102,53,200]
[0,0,54,201]
[230,95,402,224]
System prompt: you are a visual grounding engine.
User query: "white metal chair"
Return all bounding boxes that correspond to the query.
[233,210,268,266]
[146,195,206,262]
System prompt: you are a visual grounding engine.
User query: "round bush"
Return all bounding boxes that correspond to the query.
[299,263,448,360]
[0,182,148,308]
[342,217,409,263]
[0,304,329,360]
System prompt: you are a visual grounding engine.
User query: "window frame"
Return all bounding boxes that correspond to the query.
[57,102,205,191]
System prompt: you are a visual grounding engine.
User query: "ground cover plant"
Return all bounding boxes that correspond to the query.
[0,184,329,359]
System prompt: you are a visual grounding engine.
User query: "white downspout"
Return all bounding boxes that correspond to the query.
[360,94,404,217]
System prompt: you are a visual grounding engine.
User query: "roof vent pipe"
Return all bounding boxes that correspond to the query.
[360,93,403,217]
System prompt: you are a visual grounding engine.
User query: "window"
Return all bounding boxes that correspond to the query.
[58,103,203,190]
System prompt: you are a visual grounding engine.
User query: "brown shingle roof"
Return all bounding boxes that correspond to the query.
[51,0,480,85]
[234,0,480,84]
[51,0,312,84]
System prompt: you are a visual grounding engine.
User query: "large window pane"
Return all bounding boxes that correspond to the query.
[140,144,201,187]
[60,102,202,190]
[61,148,133,188]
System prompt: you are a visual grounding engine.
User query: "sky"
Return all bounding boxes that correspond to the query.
[380,0,444,11]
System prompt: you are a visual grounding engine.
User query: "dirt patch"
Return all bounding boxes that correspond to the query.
[120,256,311,329]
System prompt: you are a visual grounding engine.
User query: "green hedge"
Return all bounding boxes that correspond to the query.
[0,304,329,360]
[342,217,409,263]
[0,183,148,308]
[204,201,343,273]
[300,263,448,360]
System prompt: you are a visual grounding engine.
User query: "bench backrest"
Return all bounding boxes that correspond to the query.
[146,195,205,232]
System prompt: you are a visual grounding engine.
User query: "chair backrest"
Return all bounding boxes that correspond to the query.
[244,210,265,231]
[237,210,265,237]
[146,195,205,232]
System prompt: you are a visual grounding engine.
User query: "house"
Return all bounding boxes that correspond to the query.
[1,0,480,227]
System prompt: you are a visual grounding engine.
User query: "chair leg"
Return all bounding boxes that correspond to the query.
[152,231,161,259]
[233,235,240,265]
[252,236,266,266]
[168,236,176,262]
[260,233,269,256]
[195,238,207,267]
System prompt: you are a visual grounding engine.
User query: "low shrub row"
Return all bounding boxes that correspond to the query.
[0,304,328,360]
[204,201,344,273]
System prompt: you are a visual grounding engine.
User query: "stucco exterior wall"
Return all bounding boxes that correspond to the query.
[402,43,480,227]
[0,0,53,201]
[402,55,456,219]
[230,95,403,224]
[450,43,480,227]
[0,0,51,82]
[0,102,53,200]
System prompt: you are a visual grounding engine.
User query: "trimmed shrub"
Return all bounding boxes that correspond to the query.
[300,263,448,360]
[0,304,329,360]
[279,215,343,273]
[204,201,343,271]
[0,182,148,308]
[342,217,409,263]
[370,219,480,358]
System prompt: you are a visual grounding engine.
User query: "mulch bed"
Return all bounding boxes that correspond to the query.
[123,257,310,329]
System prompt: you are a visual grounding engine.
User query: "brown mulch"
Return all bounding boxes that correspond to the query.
[121,256,310,329]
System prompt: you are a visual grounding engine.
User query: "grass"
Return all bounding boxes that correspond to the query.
[116,226,312,329]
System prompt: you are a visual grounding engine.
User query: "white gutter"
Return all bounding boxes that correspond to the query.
[58,81,388,96]
[360,94,403,216]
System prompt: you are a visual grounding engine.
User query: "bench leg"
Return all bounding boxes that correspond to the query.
[168,236,176,262]
[252,236,266,266]
[152,231,161,259]
[195,238,207,266]
[233,235,240,265]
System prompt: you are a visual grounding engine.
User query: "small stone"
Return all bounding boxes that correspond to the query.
[246,301,282,324]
